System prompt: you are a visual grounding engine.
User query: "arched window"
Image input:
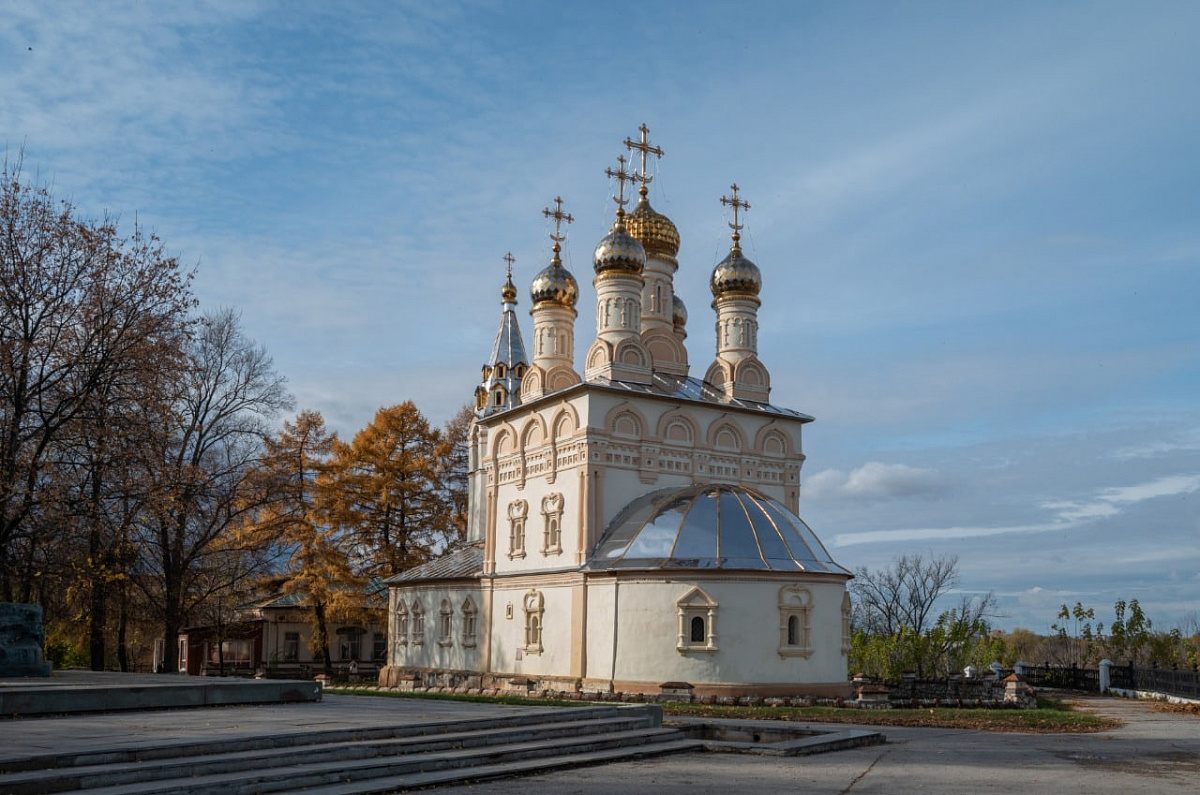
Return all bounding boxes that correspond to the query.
[395,600,409,649]
[541,493,564,555]
[778,586,813,658]
[411,600,425,646]
[676,587,718,654]
[690,615,705,643]
[438,598,453,647]
[523,590,544,655]
[507,499,527,559]
[461,597,478,648]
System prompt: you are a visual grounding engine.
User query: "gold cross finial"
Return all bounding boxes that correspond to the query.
[542,197,574,256]
[624,123,663,196]
[605,154,634,216]
[503,251,515,278]
[720,184,750,249]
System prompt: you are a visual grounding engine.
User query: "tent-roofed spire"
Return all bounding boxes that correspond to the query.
[475,253,529,416]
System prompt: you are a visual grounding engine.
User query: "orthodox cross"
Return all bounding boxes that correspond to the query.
[605,154,635,215]
[503,251,515,279]
[624,123,663,193]
[720,183,750,236]
[542,197,574,255]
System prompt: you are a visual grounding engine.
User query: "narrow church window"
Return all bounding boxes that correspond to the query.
[462,598,478,648]
[395,601,409,647]
[778,586,813,658]
[438,599,453,647]
[523,590,544,655]
[677,587,718,653]
[541,493,564,555]
[507,499,528,559]
[411,601,425,645]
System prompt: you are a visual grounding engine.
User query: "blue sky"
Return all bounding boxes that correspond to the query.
[4,0,1198,633]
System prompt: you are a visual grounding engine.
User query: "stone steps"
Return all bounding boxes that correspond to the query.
[0,704,699,795]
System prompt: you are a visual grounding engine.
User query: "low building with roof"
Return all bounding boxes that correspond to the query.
[380,127,852,697]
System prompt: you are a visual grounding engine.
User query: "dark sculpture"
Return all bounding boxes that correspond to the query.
[0,603,53,677]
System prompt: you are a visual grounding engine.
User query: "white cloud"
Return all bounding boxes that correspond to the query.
[806,462,944,501]
[832,473,1200,548]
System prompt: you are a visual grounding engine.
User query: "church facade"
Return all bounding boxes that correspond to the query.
[379,128,852,697]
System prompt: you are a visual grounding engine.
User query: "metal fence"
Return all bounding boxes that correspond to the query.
[1021,663,1200,700]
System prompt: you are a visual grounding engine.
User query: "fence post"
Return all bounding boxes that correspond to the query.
[1099,659,1112,694]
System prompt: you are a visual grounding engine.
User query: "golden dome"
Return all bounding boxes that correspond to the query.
[626,194,680,261]
[710,245,761,298]
[530,252,579,309]
[593,215,646,277]
[500,271,518,303]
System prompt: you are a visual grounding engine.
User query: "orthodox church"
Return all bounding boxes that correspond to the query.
[379,127,852,697]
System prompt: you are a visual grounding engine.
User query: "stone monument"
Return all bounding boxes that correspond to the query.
[0,603,53,677]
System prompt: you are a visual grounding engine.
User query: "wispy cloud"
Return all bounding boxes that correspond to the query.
[807,462,945,501]
[833,473,1200,547]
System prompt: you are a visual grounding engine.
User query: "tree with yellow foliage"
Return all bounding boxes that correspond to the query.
[322,402,452,579]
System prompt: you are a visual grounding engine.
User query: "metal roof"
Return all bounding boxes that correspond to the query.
[385,544,484,584]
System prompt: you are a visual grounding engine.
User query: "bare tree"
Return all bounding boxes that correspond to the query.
[851,553,964,636]
[133,308,291,673]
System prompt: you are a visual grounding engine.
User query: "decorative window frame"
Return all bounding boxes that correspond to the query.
[461,597,478,648]
[411,600,425,646]
[778,585,813,658]
[523,589,544,655]
[541,493,564,555]
[507,499,528,559]
[438,598,454,647]
[395,600,409,648]
[676,587,718,654]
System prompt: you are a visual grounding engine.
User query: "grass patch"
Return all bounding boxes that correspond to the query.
[325,687,1118,733]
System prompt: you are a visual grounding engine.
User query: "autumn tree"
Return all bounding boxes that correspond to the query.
[246,410,363,676]
[322,402,452,578]
[0,157,194,602]
[133,308,290,673]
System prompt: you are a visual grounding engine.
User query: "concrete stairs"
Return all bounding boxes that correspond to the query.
[0,704,698,795]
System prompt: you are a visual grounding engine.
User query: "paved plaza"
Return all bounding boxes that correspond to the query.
[2,681,1197,794]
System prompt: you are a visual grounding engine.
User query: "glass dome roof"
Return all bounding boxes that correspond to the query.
[587,483,849,574]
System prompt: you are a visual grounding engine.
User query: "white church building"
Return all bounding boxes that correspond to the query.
[379,128,852,698]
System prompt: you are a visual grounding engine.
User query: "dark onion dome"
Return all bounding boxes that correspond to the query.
[710,245,761,298]
[625,194,680,260]
[530,254,579,309]
[672,293,688,330]
[587,483,848,573]
[593,215,646,276]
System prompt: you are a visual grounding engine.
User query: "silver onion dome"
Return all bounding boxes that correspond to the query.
[593,216,646,277]
[710,246,762,298]
[530,257,579,308]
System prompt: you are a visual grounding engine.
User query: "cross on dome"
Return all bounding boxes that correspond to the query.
[720,183,750,249]
[605,154,635,217]
[624,123,664,197]
[503,251,515,278]
[542,196,574,255]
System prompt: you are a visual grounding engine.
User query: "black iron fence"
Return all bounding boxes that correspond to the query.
[1022,664,1100,691]
[1021,662,1199,700]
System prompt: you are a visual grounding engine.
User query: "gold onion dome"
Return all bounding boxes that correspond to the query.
[672,293,688,329]
[626,193,680,260]
[530,254,579,309]
[500,270,518,303]
[710,245,762,298]
[593,214,646,276]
